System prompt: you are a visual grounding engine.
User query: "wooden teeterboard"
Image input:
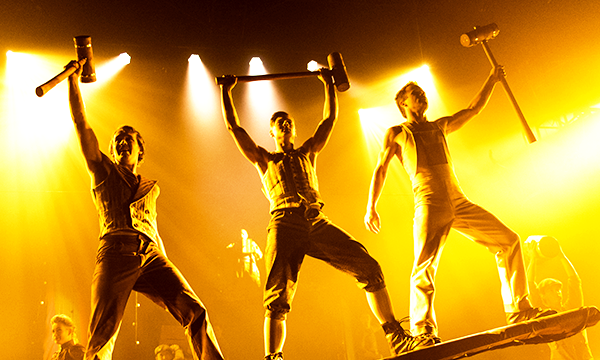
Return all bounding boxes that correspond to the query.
[385,306,599,360]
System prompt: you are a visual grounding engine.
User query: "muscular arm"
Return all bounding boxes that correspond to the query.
[445,66,504,133]
[302,69,337,154]
[68,60,106,186]
[364,126,401,234]
[220,76,269,173]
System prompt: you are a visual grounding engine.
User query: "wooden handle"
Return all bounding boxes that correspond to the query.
[482,41,536,143]
[35,64,78,97]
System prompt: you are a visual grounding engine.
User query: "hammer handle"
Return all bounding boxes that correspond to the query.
[35,64,78,97]
[216,71,318,85]
[482,41,537,143]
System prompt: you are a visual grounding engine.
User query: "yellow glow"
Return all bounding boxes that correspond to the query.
[357,64,447,199]
[391,65,446,120]
[186,54,219,125]
[246,57,279,121]
[4,51,73,155]
[249,57,264,71]
[358,65,446,164]
[307,60,321,72]
[358,107,413,196]
[358,107,400,168]
[86,52,131,89]
[508,110,600,202]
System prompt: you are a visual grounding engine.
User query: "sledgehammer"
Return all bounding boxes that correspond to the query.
[216,52,350,92]
[461,23,537,143]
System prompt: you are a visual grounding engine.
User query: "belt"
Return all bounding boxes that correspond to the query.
[101,233,152,255]
[275,204,321,220]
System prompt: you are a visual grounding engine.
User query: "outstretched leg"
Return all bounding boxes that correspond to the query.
[136,244,224,360]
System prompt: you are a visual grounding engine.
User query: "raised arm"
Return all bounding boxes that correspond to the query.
[445,66,505,133]
[364,126,401,234]
[557,246,584,308]
[68,60,106,185]
[219,76,269,172]
[302,69,337,154]
[525,239,540,296]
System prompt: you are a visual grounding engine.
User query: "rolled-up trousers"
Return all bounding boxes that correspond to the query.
[263,207,386,320]
[410,179,532,336]
[85,234,224,360]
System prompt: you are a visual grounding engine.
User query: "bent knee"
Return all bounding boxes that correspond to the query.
[265,305,289,321]
[358,262,386,293]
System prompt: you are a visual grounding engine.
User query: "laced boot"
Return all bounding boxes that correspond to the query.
[382,317,418,355]
[412,332,442,350]
[264,352,283,360]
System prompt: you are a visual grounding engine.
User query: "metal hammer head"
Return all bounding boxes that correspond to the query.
[327,52,350,92]
[460,23,500,47]
[74,36,97,83]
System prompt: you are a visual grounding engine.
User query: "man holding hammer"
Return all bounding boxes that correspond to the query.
[220,69,418,359]
[364,66,555,348]
[67,60,224,360]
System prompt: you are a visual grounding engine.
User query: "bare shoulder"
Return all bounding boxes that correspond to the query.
[255,147,274,174]
[385,125,405,143]
[434,115,455,133]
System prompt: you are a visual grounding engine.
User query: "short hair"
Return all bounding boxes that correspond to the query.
[537,278,563,294]
[395,81,418,119]
[108,125,146,164]
[155,344,174,356]
[51,314,75,328]
[270,111,291,126]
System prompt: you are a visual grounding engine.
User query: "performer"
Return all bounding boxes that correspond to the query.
[155,344,186,360]
[526,236,594,360]
[364,65,555,348]
[51,314,85,360]
[67,60,224,360]
[226,229,263,287]
[219,70,418,359]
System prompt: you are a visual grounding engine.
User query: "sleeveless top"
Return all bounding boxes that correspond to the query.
[260,147,324,213]
[91,154,160,243]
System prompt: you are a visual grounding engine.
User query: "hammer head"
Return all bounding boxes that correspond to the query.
[460,23,500,47]
[74,36,97,83]
[327,52,350,92]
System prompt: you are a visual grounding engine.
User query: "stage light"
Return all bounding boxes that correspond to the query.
[358,107,401,168]
[118,52,131,64]
[87,52,131,88]
[358,65,445,163]
[356,64,444,199]
[186,53,219,126]
[249,57,264,71]
[307,60,319,72]
[391,65,445,118]
[4,51,73,155]
[246,57,279,123]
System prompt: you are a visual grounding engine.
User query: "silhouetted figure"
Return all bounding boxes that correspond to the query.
[226,229,263,287]
[364,66,555,348]
[67,60,224,360]
[220,69,418,359]
[526,235,594,360]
